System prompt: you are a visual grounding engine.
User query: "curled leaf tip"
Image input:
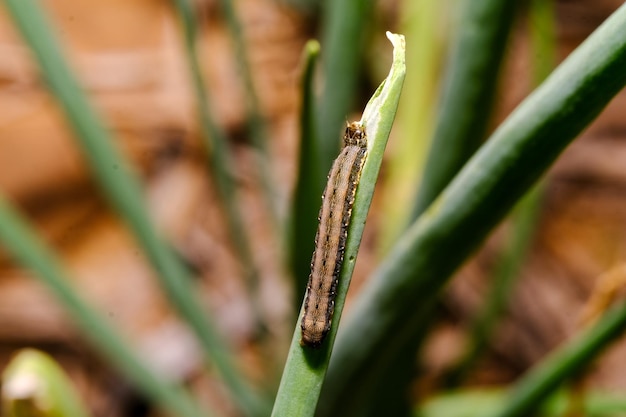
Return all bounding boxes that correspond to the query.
[386,31,405,49]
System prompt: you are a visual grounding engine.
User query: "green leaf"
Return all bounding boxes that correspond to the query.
[410,0,518,221]
[445,0,557,386]
[0,199,206,417]
[316,0,374,170]
[271,32,406,417]
[419,387,626,417]
[321,2,626,414]
[1,1,266,415]
[377,0,447,254]
[485,301,626,417]
[289,40,323,306]
[171,0,267,340]
[214,0,280,227]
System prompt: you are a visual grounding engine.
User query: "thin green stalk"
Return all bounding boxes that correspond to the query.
[418,389,506,417]
[216,0,280,229]
[419,388,626,417]
[409,0,518,221]
[1,1,267,416]
[271,33,405,417]
[316,0,374,172]
[378,0,445,254]
[485,302,626,417]
[446,185,544,387]
[289,40,323,306]
[320,3,626,415]
[530,0,557,86]
[171,0,266,334]
[575,393,626,416]
[0,198,207,417]
[446,0,556,386]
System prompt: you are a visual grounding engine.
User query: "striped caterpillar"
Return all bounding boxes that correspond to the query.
[301,121,367,348]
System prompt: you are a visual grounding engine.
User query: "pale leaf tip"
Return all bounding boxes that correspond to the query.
[385,31,405,50]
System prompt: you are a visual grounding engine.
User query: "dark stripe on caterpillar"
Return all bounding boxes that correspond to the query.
[301,121,367,348]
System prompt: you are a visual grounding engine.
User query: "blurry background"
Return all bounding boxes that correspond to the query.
[0,0,625,416]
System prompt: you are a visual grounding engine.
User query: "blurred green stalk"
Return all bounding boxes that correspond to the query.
[485,302,626,417]
[317,0,373,171]
[378,0,444,254]
[420,387,626,417]
[171,0,266,335]
[445,184,544,387]
[289,40,322,306]
[322,0,518,415]
[216,0,280,229]
[446,0,556,386]
[409,0,518,221]
[0,198,207,417]
[1,1,267,416]
[320,2,626,415]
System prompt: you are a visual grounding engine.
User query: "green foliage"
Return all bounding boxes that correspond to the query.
[2,0,265,416]
[486,302,626,417]
[0,198,206,417]
[290,40,323,305]
[2,0,626,416]
[272,33,406,417]
[319,1,626,416]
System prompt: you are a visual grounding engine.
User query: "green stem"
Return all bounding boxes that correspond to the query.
[446,185,544,387]
[409,0,518,221]
[377,0,444,254]
[271,33,405,417]
[446,0,556,386]
[321,3,626,415]
[329,0,518,414]
[419,387,626,417]
[1,1,267,415]
[0,198,207,417]
[486,302,626,417]
[216,0,280,229]
[171,0,266,337]
[289,40,323,307]
[316,0,374,171]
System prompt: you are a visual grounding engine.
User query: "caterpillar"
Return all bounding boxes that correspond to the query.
[301,121,368,348]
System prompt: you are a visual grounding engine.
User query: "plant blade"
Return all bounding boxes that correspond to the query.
[271,32,405,417]
[321,3,626,414]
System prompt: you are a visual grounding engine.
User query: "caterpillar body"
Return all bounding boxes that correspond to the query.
[300,122,367,348]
